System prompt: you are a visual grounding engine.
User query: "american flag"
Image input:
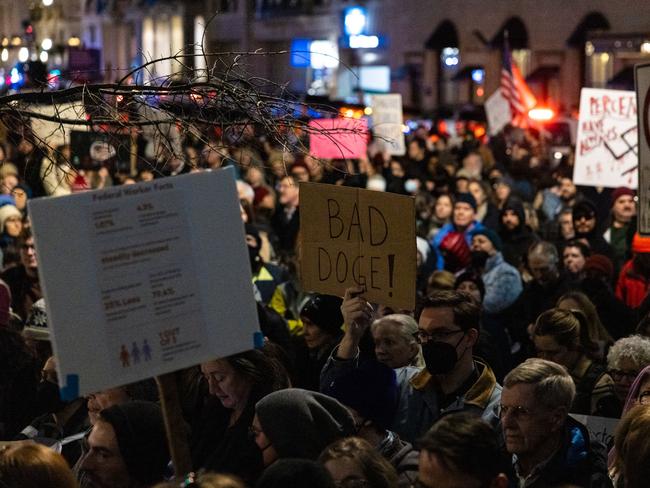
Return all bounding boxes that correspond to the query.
[500,37,536,128]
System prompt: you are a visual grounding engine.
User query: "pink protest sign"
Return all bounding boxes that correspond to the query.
[309,118,369,159]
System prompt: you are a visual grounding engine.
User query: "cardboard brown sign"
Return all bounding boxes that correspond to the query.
[300,182,416,310]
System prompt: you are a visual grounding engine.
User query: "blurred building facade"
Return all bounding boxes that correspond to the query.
[1,0,650,115]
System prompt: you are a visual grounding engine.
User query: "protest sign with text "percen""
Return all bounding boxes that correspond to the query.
[573,88,638,189]
[299,182,416,310]
[635,63,650,235]
[29,168,259,398]
[309,117,369,159]
[371,94,405,156]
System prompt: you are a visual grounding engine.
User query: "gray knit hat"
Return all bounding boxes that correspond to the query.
[255,388,355,460]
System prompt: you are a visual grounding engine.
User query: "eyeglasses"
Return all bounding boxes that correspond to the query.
[574,213,595,221]
[413,328,464,344]
[494,404,534,419]
[639,391,650,405]
[608,369,639,382]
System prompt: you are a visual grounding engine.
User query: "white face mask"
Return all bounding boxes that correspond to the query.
[367,176,387,192]
[404,179,419,194]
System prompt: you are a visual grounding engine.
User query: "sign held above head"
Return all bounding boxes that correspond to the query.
[299,182,416,310]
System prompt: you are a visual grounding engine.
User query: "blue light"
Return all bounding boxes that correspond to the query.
[290,38,312,68]
[343,7,367,36]
[471,69,485,84]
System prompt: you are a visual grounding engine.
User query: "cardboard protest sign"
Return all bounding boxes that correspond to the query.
[573,88,638,188]
[485,90,512,136]
[28,168,259,397]
[635,63,650,235]
[299,182,416,310]
[30,102,87,148]
[309,117,369,159]
[371,94,405,155]
[570,414,618,449]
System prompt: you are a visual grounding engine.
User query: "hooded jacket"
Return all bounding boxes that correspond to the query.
[499,197,539,269]
[511,415,612,488]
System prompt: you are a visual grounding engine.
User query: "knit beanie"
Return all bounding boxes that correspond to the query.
[99,401,169,486]
[0,204,22,233]
[321,360,399,430]
[470,227,503,252]
[454,192,477,211]
[22,298,50,341]
[255,389,356,461]
[256,459,335,488]
[584,254,614,281]
[632,233,650,254]
[500,197,525,228]
[454,271,486,300]
[611,187,635,206]
[299,294,344,336]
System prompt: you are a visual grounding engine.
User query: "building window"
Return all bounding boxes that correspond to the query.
[588,52,613,87]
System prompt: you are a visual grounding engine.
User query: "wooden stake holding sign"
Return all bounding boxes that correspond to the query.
[156,372,193,477]
[299,182,416,310]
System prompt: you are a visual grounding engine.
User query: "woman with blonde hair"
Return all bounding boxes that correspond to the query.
[0,443,78,488]
[531,308,620,417]
[557,290,614,358]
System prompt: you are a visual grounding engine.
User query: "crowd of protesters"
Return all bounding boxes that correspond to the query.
[1,119,650,488]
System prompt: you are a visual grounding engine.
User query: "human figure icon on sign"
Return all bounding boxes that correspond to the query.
[143,339,152,361]
[120,345,130,367]
[131,342,141,364]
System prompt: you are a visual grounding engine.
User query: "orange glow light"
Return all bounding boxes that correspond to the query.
[528,107,555,122]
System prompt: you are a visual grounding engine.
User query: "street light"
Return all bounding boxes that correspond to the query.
[42,38,52,50]
[18,47,29,62]
[43,0,54,6]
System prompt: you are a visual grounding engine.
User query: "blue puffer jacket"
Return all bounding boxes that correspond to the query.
[481,252,523,314]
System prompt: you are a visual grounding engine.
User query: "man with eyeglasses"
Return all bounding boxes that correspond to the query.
[499,358,611,488]
[572,200,613,259]
[1,227,42,321]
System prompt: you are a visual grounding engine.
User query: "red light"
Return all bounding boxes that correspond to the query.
[476,87,484,97]
[25,25,33,34]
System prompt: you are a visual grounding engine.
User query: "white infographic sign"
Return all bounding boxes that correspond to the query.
[573,88,638,188]
[29,168,260,398]
[371,94,406,156]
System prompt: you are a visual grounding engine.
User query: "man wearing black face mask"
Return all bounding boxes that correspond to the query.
[14,356,89,465]
[400,291,501,443]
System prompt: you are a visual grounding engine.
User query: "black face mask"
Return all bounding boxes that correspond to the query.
[470,250,490,269]
[421,333,466,375]
[36,380,67,414]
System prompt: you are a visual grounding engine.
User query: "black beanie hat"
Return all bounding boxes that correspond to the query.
[256,459,336,488]
[500,197,526,228]
[299,294,344,336]
[321,360,398,430]
[99,401,169,486]
[255,389,356,461]
[455,192,477,211]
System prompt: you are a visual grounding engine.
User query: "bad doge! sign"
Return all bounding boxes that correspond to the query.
[300,182,416,310]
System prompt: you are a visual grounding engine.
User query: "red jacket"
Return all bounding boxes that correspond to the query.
[616,259,650,308]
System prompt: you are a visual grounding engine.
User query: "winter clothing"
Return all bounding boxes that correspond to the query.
[510,416,612,488]
[256,459,336,488]
[570,355,620,418]
[433,220,485,270]
[479,252,523,314]
[255,389,356,461]
[397,358,501,443]
[470,227,502,251]
[499,197,539,269]
[300,294,344,336]
[616,259,650,308]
